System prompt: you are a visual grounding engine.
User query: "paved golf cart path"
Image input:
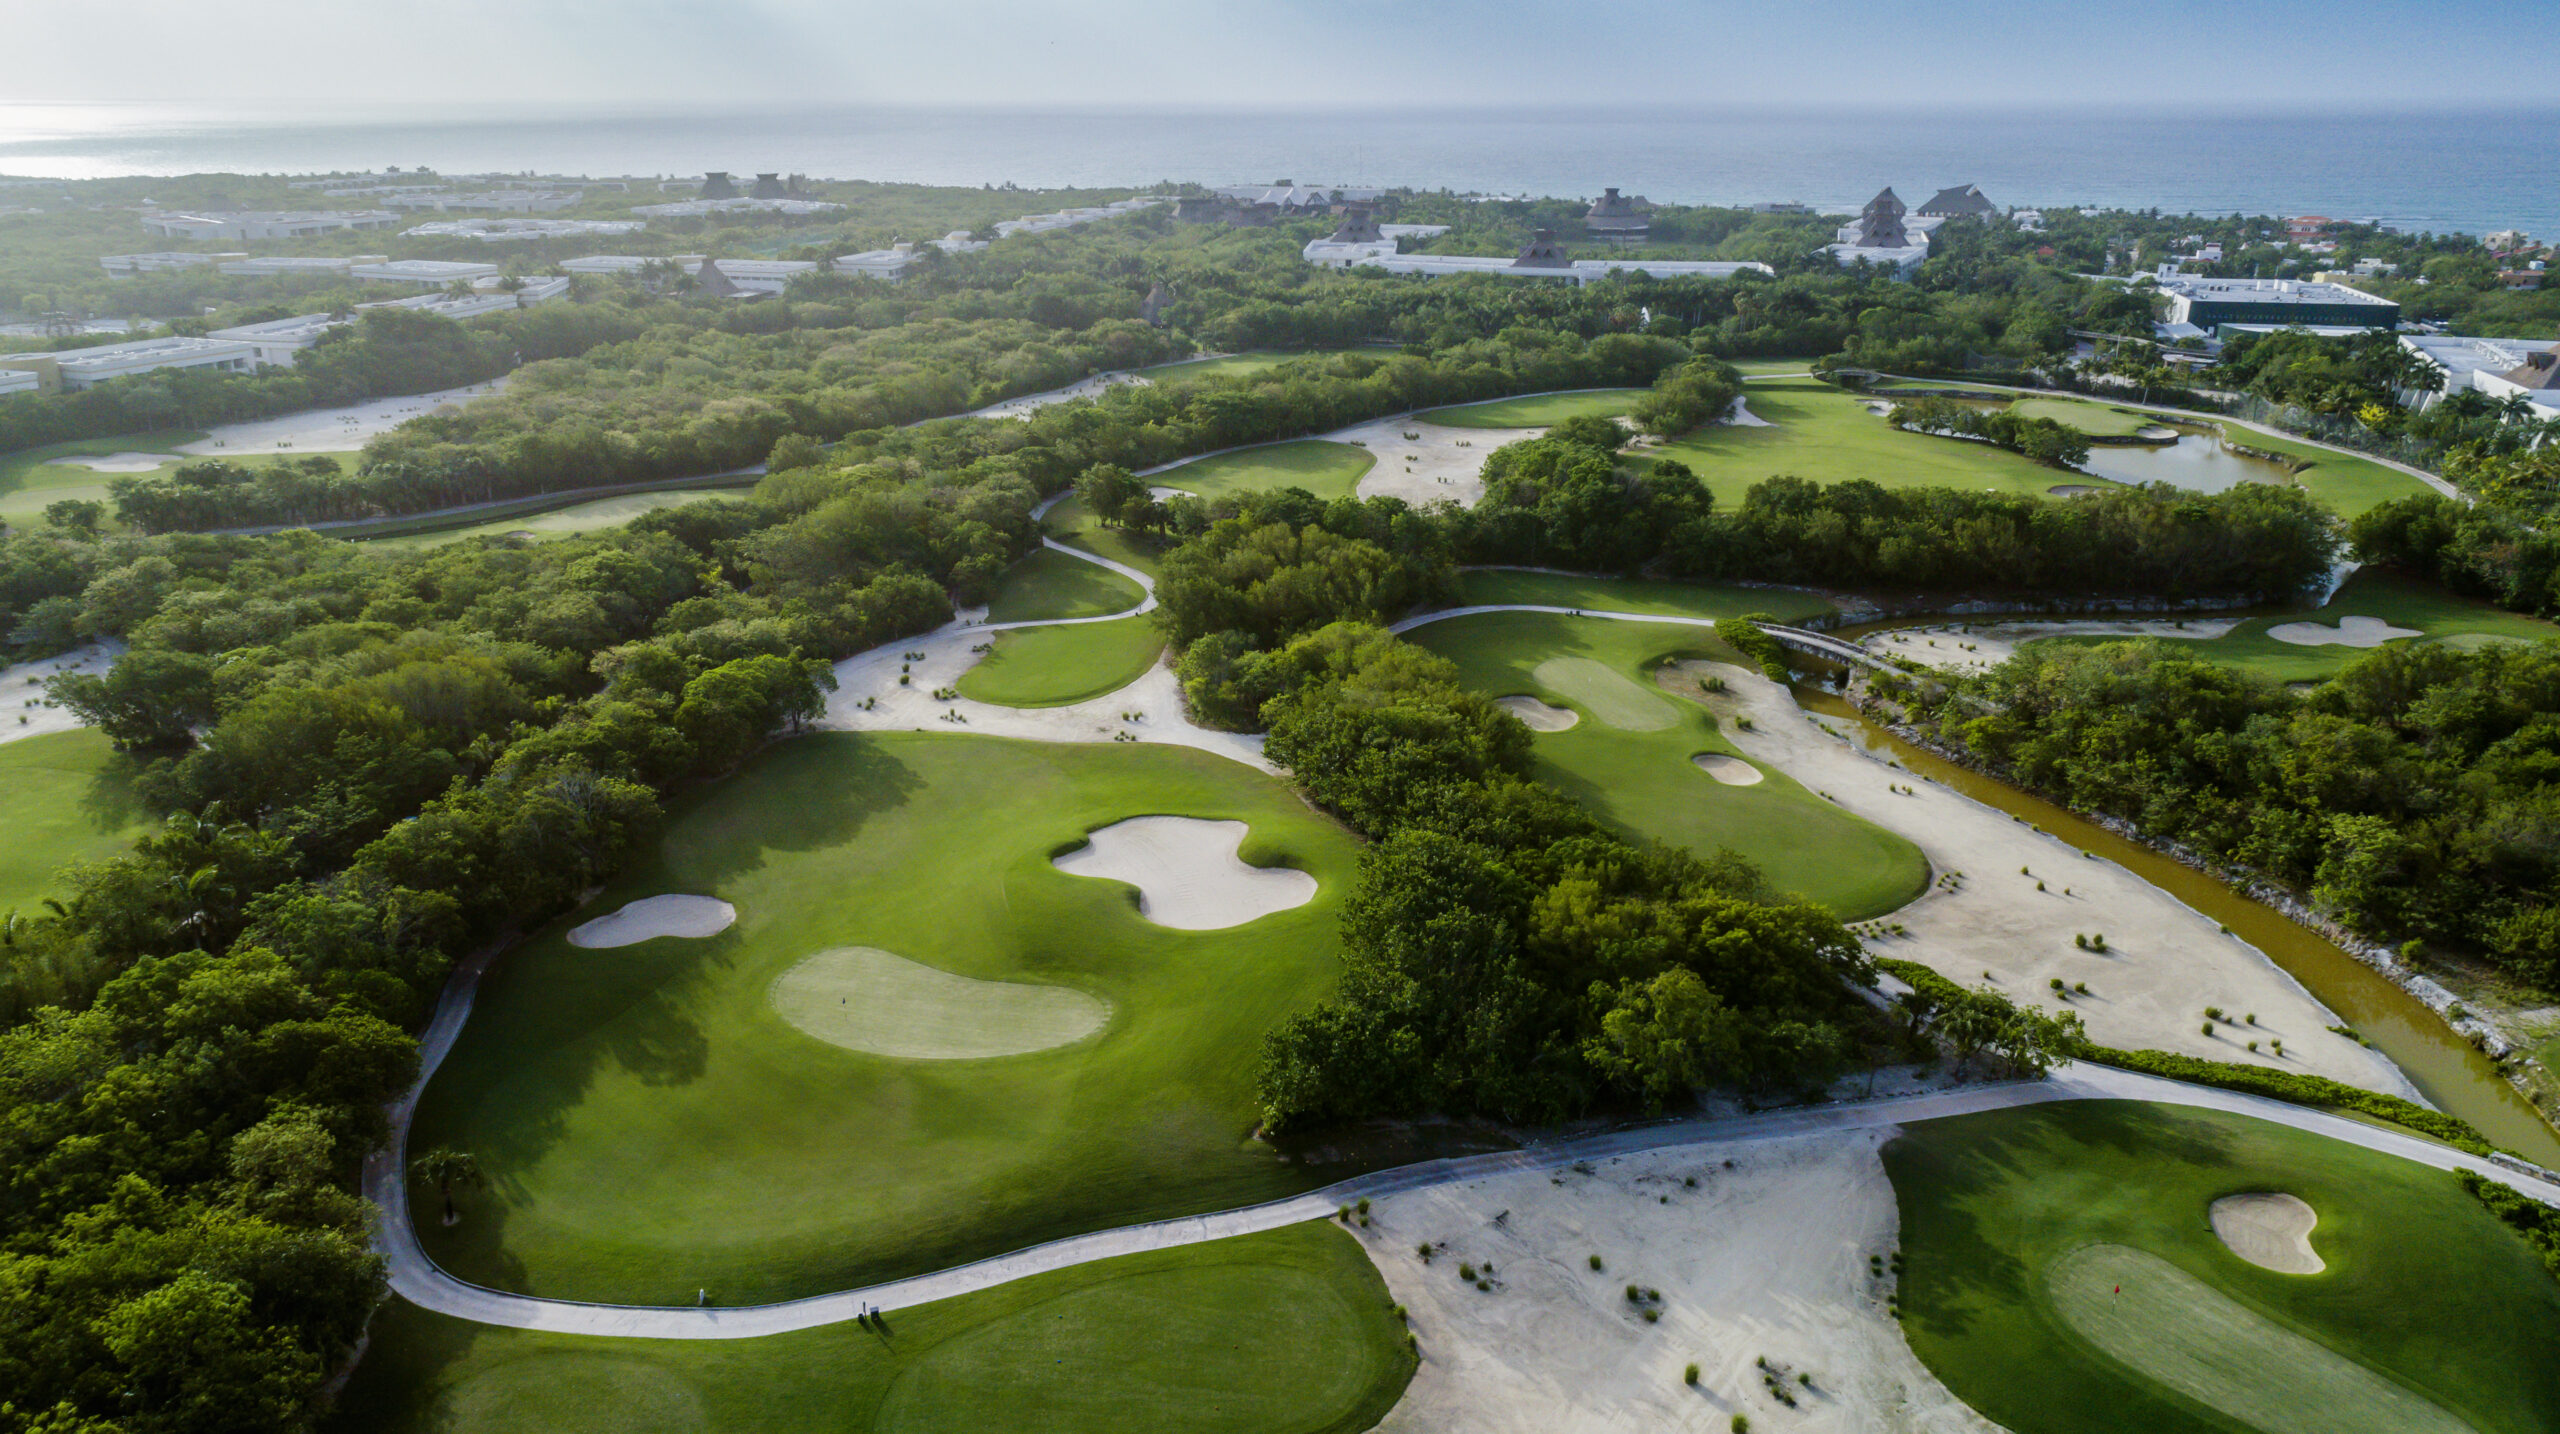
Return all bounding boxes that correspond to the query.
[368,544,2558,1339]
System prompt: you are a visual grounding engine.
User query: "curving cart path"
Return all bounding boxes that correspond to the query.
[366,540,2560,1342]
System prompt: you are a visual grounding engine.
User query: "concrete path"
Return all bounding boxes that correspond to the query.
[366,1053,2559,1339]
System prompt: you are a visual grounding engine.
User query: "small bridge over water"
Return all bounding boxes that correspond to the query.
[1756,623,1893,672]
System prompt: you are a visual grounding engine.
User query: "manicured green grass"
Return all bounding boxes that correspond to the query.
[1887,1100,2560,1434]
[1454,569,1835,624]
[956,617,1164,707]
[330,1222,1414,1434]
[407,733,1364,1305]
[983,547,1145,623]
[1417,389,1645,428]
[362,490,732,552]
[1733,358,1819,377]
[2213,425,2433,518]
[2004,396,2165,437]
[2036,569,2560,683]
[1644,378,2094,507]
[1153,439,1375,502]
[1043,494,1168,579]
[1406,611,1926,917]
[0,729,151,913]
[1138,349,1384,383]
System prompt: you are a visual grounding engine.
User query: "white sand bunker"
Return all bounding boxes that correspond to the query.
[1529,656,1675,731]
[769,946,1110,1059]
[567,894,736,948]
[1692,752,1764,785]
[1497,694,1579,731]
[45,452,180,473]
[1725,395,1772,427]
[2210,1192,2325,1274]
[1052,816,1316,929]
[2049,483,2100,496]
[2266,615,2421,648]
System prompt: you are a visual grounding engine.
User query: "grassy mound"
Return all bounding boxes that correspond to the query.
[406,734,1364,1304]
[984,547,1145,623]
[956,617,1163,707]
[2003,396,2166,437]
[0,728,152,913]
[1152,439,1374,503]
[1407,611,1926,918]
[1417,389,1644,427]
[330,1222,1413,1434]
[1887,1100,2560,1434]
[1645,377,2082,505]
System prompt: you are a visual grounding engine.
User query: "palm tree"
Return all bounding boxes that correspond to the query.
[411,1147,485,1226]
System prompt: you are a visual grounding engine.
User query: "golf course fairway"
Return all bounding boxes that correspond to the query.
[331,1222,1413,1434]
[1407,610,1927,918]
[1886,1100,2560,1434]
[0,727,153,914]
[405,732,1363,1305]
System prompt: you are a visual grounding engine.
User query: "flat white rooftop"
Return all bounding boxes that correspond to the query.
[349,259,504,284]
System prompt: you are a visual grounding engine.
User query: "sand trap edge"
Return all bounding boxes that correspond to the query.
[1497,694,1580,732]
[1691,752,1765,786]
[1051,815,1319,930]
[567,894,737,948]
[2208,1192,2325,1274]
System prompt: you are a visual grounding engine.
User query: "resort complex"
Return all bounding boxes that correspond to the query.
[0,99,2556,1434]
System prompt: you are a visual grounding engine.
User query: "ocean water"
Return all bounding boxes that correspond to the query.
[2,103,2555,239]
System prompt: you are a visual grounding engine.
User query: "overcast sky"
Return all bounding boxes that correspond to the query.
[7,0,2554,111]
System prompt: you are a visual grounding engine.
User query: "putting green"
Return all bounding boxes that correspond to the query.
[956,617,1163,707]
[768,945,1112,1059]
[984,546,1144,623]
[0,728,153,914]
[2045,1243,2469,1434]
[2004,397,2166,437]
[1151,440,1374,503]
[1887,1100,2560,1434]
[1418,389,1644,428]
[407,733,1365,1304]
[329,1223,1413,1434]
[1408,610,1926,918]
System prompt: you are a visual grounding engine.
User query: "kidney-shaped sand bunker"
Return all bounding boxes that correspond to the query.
[769,946,1112,1059]
[2209,1192,2325,1274]
[568,894,737,948]
[1052,816,1317,930]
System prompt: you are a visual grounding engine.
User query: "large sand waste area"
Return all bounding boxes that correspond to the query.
[2209,1192,2324,1274]
[1659,660,2411,1096]
[1363,1128,1997,1434]
[1335,415,1544,507]
[767,946,1111,1059]
[0,640,120,745]
[1051,816,1316,929]
[566,894,736,948]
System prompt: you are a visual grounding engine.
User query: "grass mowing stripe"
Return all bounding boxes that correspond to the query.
[330,1222,1413,1434]
[2046,1243,2471,1434]
[1417,389,1644,427]
[1888,1100,2560,1434]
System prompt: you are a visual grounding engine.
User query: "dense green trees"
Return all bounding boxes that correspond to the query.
[2352,492,2560,616]
[1884,396,2094,466]
[1926,637,2560,986]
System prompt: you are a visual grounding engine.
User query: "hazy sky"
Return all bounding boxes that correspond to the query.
[8,0,2555,111]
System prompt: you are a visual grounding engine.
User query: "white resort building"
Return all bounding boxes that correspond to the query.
[348,259,505,287]
[0,336,258,392]
[1825,189,1935,274]
[2398,334,2560,420]
[217,255,389,280]
[139,210,399,240]
[400,218,646,241]
[1304,213,1767,285]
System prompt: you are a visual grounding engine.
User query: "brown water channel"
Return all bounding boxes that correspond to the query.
[1792,685,2560,1165]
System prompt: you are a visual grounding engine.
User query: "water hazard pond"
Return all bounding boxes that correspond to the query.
[1795,687,2560,1166]
[2071,431,2294,493]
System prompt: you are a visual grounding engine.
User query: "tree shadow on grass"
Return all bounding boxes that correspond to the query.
[668,732,925,891]
[79,749,149,833]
